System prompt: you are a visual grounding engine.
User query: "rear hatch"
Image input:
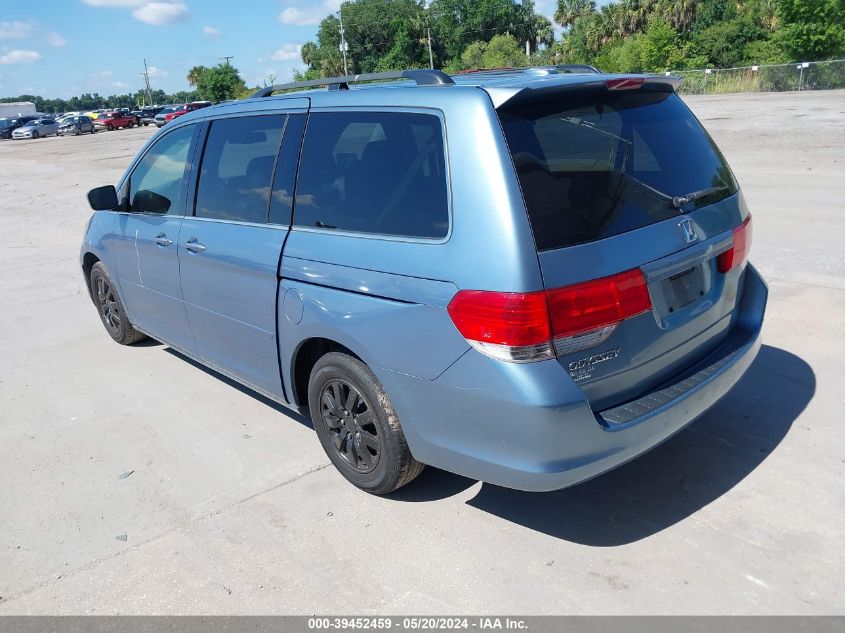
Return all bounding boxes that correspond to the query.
[496,78,751,411]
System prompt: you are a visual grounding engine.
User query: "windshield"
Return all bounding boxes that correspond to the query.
[160,107,176,114]
[498,87,738,251]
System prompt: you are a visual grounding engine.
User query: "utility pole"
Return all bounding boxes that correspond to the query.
[221,55,234,66]
[427,27,434,69]
[142,58,153,105]
[339,8,349,76]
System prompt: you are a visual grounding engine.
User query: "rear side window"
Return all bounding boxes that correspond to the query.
[498,88,738,251]
[195,115,285,223]
[294,111,449,239]
[128,123,195,215]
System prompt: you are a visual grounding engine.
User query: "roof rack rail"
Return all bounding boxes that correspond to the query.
[250,69,454,98]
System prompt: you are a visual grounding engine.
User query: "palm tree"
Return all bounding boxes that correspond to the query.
[186,65,207,87]
[554,0,596,30]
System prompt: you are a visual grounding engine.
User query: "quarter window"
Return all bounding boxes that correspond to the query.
[294,111,449,239]
[128,123,195,215]
[195,115,285,223]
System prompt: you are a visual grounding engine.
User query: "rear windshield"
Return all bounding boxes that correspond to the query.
[498,87,737,251]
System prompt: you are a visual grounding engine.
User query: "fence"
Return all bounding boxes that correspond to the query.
[667,59,845,95]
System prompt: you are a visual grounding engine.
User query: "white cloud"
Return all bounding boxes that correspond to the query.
[80,0,146,6]
[82,0,190,26]
[270,43,302,62]
[0,21,32,40]
[47,32,68,47]
[0,49,41,65]
[278,0,340,26]
[145,65,167,78]
[92,69,113,78]
[132,2,189,25]
[111,81,130,89]
[202,25,220,38]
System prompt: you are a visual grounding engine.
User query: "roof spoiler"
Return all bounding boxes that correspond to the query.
[488,75,682,109]
[250,69,454,98]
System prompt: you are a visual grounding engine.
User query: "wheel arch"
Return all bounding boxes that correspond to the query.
[289,337,362,411]
[81,251,101,301]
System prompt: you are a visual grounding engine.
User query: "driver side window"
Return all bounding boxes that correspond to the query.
[128,123,196,215]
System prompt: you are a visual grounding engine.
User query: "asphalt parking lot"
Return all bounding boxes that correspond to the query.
[0,91,843,615]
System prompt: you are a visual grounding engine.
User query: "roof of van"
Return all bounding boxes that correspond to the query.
[192,67,680,118]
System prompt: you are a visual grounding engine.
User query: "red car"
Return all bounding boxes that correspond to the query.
[94,111,137,131]
[154,101,212,127]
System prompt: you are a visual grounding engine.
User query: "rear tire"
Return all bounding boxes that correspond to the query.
[128,121,134,128]
[89,263,146,345]
[308,352,424,494]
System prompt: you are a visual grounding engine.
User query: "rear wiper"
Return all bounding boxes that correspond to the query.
[671,186,728,210]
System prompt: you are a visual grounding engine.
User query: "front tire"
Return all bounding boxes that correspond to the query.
[89,263,146,345]
[31,131,39,139]
[308,352,424,494]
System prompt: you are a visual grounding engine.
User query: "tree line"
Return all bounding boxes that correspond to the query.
[297,0,845,77]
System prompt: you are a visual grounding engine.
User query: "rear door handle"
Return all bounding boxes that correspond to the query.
[154,234,173,247]
[185,238,207,254]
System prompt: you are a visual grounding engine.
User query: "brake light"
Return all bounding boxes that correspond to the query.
[447,290,552,362]
[717,215,752,273]
[606,77,645,91]
[447,269,652,363]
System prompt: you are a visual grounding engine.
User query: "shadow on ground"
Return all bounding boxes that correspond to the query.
[471,345,813,545]
[163,347,313,428]
[396,345,814,545]
[161,341,812,545]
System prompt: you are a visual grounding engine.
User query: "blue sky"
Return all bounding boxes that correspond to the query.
[0,0,612,99]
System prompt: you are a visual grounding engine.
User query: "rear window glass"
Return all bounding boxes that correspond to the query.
[498,88,737,251]
[294,111,449,239]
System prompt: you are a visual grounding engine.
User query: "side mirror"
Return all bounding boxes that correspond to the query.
[87,185,119,211]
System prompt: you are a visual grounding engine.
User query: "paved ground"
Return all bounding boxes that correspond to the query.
[0,91,843,615]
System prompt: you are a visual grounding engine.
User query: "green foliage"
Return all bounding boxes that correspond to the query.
[460,33,528,69]
[0,89,199,114]
[191,63,247,103]
[774,0,845,60]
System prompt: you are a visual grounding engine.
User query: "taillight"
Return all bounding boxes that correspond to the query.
[547,269,651,355]
[447,269,652,363]
[717,215,752,273]
[447,290,552,362]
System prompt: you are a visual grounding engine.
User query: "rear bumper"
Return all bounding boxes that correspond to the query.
[377,264,767,491]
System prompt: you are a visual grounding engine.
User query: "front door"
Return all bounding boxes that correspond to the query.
[178,109,307,400]
[110,123,199,353]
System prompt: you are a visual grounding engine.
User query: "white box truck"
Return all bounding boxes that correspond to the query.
[0,102,37,118]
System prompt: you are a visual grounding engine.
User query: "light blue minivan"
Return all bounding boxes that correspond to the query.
[81,67,766,494]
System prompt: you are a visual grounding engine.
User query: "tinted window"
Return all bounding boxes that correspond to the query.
[195,115,285,223]
[268,114,306,226]
[498,89,738,251]
[294,111,449,239]
[128,123,195,215]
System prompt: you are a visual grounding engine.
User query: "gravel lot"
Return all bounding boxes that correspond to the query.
[0,91,843,615]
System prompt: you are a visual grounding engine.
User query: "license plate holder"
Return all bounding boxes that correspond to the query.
[665,267,700,311]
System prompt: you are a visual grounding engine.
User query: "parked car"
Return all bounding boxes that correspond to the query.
[154,101,212,127]
[81,68,766,495]
[0,115,39,139]
[58,115,96,136]
[94,111,136,131]
[138,106,164,126]
[12,117,59,139]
